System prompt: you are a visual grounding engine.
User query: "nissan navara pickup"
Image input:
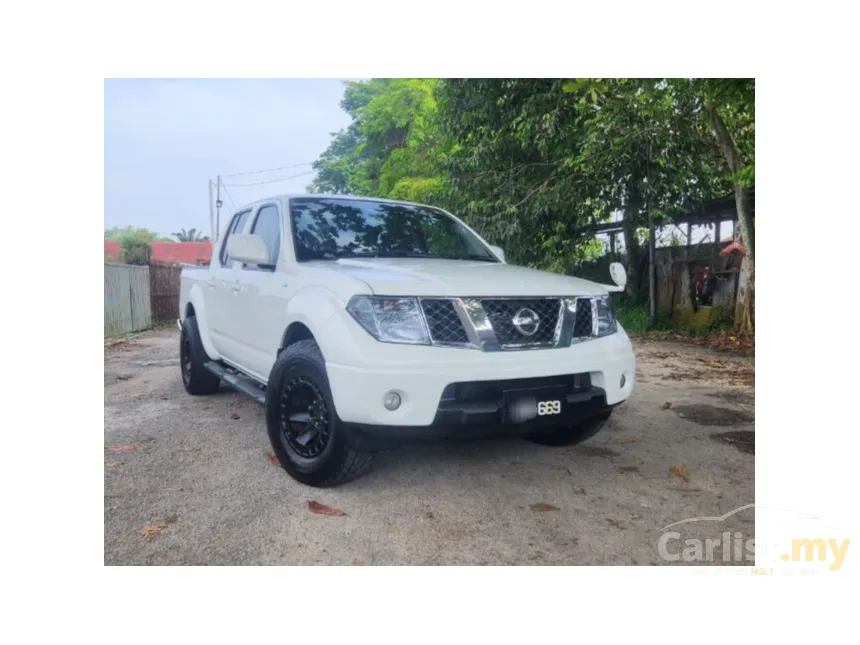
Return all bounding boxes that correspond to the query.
[179,195,635,487]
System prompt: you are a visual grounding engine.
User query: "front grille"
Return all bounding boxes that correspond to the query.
[481,298,561,346]
[440,373,593,403]
[573,298,594,338]
[421,299,470,345]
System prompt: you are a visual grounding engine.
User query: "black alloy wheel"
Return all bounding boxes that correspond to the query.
[265,338,375,487]
[279,376,332,459]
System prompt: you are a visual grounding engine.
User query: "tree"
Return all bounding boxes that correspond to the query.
[310,78,751,331]
[438,79,603,271]
[121,240,151,265]
[104,226,170,244]
[309,79,448,205]
[172,227,209,242]
[438,79,727,283]
[697,79,755,335]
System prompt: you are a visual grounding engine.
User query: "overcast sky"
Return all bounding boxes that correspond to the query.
[104,79,354,238]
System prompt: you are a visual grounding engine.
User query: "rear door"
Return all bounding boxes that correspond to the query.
[208,209,252,359]
[230,201,289,380]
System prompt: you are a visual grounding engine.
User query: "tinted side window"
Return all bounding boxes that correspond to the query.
[220,210,251,268]
[246,205,281,271]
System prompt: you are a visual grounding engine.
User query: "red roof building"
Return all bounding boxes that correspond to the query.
[150,242,212,265]
[104,241,212,265]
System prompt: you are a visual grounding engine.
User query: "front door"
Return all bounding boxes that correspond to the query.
[230,202,287,381]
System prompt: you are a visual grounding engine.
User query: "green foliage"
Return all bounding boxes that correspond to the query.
[309,78,752,277]
[121,240,151,265]
[613,302,653,334]
[310,79,449,205]
[172,227,209,242]
[437,79,729,271]
[105,226,170,244]
[697,78,755,168]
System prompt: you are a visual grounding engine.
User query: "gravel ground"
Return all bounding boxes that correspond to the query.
[104,329,755,565]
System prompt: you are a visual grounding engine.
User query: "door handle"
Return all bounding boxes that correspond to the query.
[230,283,241,293]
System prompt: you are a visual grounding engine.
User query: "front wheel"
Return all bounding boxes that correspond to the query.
[526,413,611,447]
[180,315,220,395]
[265,340,374,487]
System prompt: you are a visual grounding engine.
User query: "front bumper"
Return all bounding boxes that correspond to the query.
[345,376,618,450]
[326,326,635,429]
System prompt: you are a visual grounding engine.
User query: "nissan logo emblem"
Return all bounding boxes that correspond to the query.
[512,308,540,336]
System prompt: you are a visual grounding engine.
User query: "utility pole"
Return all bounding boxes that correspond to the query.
[208,179,217,242]
[647,138,657,326]
[648,203,657,326]
[215,175,223,242]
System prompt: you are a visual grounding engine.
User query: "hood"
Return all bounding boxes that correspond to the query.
[318,258,608,297]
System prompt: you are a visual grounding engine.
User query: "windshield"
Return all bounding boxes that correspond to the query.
[289,197,498,262]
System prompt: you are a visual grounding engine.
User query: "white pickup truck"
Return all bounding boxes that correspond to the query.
[179,194,635,487]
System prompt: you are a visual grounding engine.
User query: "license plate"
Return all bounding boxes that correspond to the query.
[503,388,566,423]
[536,399,562,416]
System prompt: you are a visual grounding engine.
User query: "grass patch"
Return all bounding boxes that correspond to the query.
[613,298,733,336]
[615,303,653,334]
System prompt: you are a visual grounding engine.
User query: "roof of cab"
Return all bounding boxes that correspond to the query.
[230,193,430,213]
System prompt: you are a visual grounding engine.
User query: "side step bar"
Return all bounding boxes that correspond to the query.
[203,361,266,405]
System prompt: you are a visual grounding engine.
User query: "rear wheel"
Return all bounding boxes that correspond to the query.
[265,339,374,487]
[526,413,611,447]
[180,315,220,395]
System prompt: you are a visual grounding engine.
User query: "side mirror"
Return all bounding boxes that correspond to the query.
[609,262,627,289]
[227,234,271,266]
[489,245,506,262]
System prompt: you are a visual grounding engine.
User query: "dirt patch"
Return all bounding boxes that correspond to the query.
[708,390,755,406]
[105,329,755,565]
[711,431,755,454]
[575,445,620,458]
[635,336,755,390]
[673,404,753,426]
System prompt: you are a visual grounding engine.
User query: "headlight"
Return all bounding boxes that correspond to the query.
[595,294,617,337]
[346,296,430,345]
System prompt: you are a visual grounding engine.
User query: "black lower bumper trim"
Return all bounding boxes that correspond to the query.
[345,386,615,451]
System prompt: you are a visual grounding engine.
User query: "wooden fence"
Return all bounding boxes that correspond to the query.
[573,241,740,315]
[150,262,182,323]
[653,242,739,313]
[104,264,152,337]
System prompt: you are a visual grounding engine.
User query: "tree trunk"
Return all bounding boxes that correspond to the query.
[705,99,754,336]
[622,180,643,301]
[622,206,641,301]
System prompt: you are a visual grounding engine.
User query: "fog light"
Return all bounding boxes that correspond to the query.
[620,374,627,388]
[383,391,402,411]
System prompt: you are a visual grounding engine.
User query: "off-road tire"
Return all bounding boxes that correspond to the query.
[265,339,374,487]
[180,315,221,395]
[526,412,612,447]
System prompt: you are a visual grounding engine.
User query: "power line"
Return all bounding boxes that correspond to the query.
[223,170,315,188]
[219,180,239,213]
[222,162,313,179]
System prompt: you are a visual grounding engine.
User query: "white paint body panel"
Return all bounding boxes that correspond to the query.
[180,194,636,426]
